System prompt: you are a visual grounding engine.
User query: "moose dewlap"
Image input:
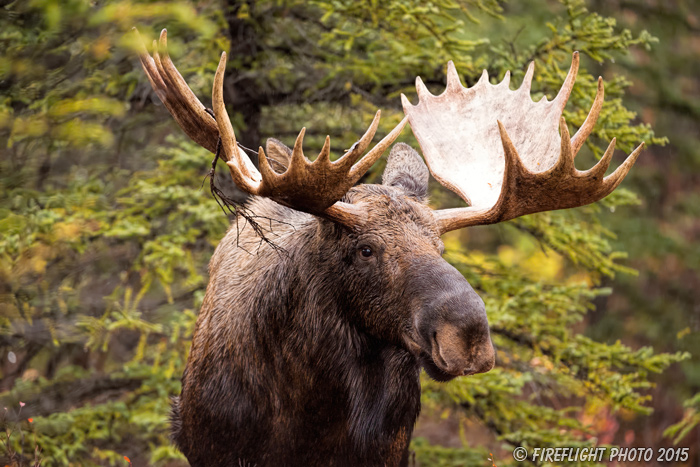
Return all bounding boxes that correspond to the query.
[135,28,642,467]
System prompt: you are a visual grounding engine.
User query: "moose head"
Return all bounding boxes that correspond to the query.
[136,29,642,467]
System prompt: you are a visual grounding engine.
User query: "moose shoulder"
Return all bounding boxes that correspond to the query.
[136,29,643,467]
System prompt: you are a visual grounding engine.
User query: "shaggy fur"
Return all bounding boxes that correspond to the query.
[171,144,494,466]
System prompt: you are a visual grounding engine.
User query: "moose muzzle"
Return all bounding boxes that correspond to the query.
[410,257,495,382]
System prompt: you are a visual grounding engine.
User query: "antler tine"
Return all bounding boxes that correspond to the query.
[499,70,511,88]
[349,116,409,180]
[257,146,278,184]
[571,77,604,157]
[552,117,575,175]
[519,61,535,94]
[134,29,220,155]
[148,39,199,138]
[584,137,616,180]
[335,110,381,171]
[601,141,645,191]
[289,128,311,174]
[135,34,166,93]
[445,61,463,92]
[152,45,190,117]
[155,31,221,155]
[553,51,579,109]
[494,121,528,208]
[317,136,332,165]
[416,76,434,99]
[213,52,261,191]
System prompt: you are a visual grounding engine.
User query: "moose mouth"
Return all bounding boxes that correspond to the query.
[419,353,461,382]
[405,335,469,382]
[404,325,490,382]
[404,335,456,381]
[406,330,487,382]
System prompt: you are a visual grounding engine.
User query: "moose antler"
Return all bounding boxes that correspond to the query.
[135,29,407,226]
[136,29,220,155]
[402,53,644,234]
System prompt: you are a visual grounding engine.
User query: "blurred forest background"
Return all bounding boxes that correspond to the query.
[1,0,698,465]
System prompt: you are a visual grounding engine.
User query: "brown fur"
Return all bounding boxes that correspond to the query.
[172,144,494,466]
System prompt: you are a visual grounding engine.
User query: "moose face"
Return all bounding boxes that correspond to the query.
[336,143,495,381]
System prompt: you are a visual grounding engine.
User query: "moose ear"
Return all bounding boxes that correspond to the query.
[382,143,429,200]
[265,138,292,173]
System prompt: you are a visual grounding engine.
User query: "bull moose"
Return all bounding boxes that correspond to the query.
[136,29,643,467]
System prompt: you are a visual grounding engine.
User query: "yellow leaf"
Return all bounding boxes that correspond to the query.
[53,221,82,241]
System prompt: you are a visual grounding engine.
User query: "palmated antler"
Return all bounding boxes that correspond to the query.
[402,53,644,234]
[136,29,407,227]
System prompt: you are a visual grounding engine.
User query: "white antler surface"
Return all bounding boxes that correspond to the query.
[403,53,644,233]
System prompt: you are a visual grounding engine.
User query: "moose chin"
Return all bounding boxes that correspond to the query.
[136,28,643,467]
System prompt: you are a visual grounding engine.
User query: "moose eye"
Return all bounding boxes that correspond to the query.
[359,246,373,258]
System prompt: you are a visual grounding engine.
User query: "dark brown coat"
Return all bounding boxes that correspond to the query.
[170,143,494,466]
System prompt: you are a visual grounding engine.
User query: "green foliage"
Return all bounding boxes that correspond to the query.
[664,392,700,445]
[590,0,700,417]
[0,0,692,465]
[1,134,216,464]
[411,437,491,466]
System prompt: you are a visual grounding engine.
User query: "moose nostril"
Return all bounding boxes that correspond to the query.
[462,367,474,376]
